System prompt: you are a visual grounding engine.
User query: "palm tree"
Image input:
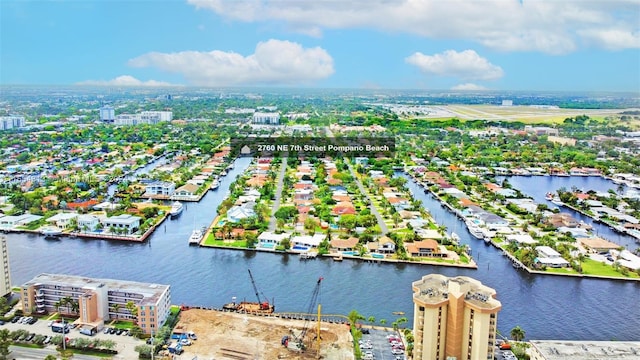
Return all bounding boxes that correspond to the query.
[54,300,62,314]
[71,300,80,315]
[111,303,121,321]
[379,319,387,326]
[62,296,73,315]
[126,301,138,322]
[510,326,526,342]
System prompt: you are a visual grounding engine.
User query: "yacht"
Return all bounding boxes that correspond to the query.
[451,232,460,244]
[210,179,219,190]
[40,227,62,237]
[545,192,554,201]
[465,221,484,240]
[188,228,204,245]
[169,201,184,217]
[551,196,564,206]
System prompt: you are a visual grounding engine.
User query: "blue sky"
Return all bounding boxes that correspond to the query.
[1,0,639,91]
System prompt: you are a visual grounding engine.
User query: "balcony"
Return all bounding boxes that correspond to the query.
[36,298,45,304]
[36,303,45,308]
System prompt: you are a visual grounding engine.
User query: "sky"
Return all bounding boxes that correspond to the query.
[1,0,639,92]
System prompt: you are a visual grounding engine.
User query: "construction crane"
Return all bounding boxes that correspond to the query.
[248,269,271,311]
[283,276,323,357]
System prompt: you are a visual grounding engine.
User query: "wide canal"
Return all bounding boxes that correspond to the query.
[5,158,640,341]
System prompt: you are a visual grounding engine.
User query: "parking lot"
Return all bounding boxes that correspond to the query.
[358,328,407,360]
[0,316,144,359]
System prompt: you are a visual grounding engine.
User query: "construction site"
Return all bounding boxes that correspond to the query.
[174,309,354,359]
[174,274,354,359]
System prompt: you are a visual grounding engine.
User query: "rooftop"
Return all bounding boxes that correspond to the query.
[412,274,501,311]
[530,340,640,360]
[24,273,169,306]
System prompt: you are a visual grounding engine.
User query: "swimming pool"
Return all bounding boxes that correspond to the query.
[341,251,357,256]
[292,245,309,251]
[260,243,275,249]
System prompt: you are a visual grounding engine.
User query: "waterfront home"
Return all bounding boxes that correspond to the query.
[405,239,444,258]
[290,234,326,250]
[330,237,358,252]
[227,203,257,223]
[415,229,444,240]
[477,213,509,229]
[506,199,539,213]
[610,250,640,270]
[506,234,537,245]
[577,237,621,254]
[46,212,78,229]
[535,246,570,268]
[376,236,396,254]
[173,183,199,198]
[144,181,176,196]
[67,199,99,211]
[545,213,579,228]
[77,214,100,232]
[257,231,290,249]
[0,214,43,229]
[101,214,141,235]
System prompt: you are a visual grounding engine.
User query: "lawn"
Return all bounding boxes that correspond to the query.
[545,259,639,279]
[111,320,134,329]
[201,234,247,248]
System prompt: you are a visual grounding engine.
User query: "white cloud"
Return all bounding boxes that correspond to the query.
[406,50,504,81]
[188,0,640,54]
[128,39,334,86]
[578,28,640,50]
[451,83,488,91]
[76,75,175,87]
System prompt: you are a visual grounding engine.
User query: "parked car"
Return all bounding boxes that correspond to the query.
[103,327,110,334]
[0,320,5,325]
[115,328,123,335]
[391,349,404,355]
[43,336,51,344]
[25,333,36,342]
[28,317,38,324]
[108,328,116,334]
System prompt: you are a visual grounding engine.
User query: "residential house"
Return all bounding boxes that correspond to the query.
[77,214,100,232]
[535,246,570,268]
[172,183,200,199]
[144,181,175,196]
[290,234,326,250]
[406,240,444,258]
[227,202,256,223]
[101,214,141,235]
[330,237,359,252]
[257,231,290,249]
[377,236,395,254]
[0,214,43,229]
[46,213,78,229]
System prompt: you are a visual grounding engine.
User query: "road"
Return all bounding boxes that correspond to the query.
[347,160,389,234]
[269,157,288,231]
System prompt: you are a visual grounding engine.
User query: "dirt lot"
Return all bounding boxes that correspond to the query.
[173,309,354,360]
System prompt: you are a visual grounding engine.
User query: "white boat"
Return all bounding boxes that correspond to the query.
[545,192,554,201]
[40,227,62,237]
[188,228,204,245]
[451,232,460,243]
[466,223,484,240]
[299,252,317,260]
[221,170,227,176]
[169,201,184,217]
[551,196,564,206]
[210,179,219,190]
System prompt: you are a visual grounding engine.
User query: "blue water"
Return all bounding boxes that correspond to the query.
[292,245,309,251]
[4,160,639,342]
[260,243,275,249]
[342,251,357,256]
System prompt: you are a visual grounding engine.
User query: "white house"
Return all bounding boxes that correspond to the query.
[77,214,100,232]
[46,213,78,229]
[257,231,290,249]
[0,214,43,229]
[172,183,199,198]
[101,215,141,235]
[290,234,326,250]
[535,246,570,268]
[227,203,256,223]
[252,112,280,124]
[144,181,175,196]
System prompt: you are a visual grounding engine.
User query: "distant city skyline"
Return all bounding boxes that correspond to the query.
[1,0,639,92]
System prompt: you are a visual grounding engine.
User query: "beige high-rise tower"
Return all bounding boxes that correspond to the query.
[0,236,12,297]
[412,274,501,360]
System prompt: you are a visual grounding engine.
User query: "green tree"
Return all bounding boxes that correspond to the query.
[0,328,11,360]
[134,344,152,357]
[111,303,121,320]
[44,355,57,360]
[510,326,526,341]
[347,309,364,326]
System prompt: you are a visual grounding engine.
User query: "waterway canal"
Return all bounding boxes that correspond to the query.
[5,160,639,341]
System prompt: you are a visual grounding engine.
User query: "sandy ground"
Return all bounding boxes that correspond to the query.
[173,309,354,360]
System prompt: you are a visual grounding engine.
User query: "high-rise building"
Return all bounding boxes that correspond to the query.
[0,115,26,131]
[114,111,172,125]
[0,236,12,297]
[412,274,501,360]
[21,273,171,334]
[99,106,115,122]
[252,112,280,124]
